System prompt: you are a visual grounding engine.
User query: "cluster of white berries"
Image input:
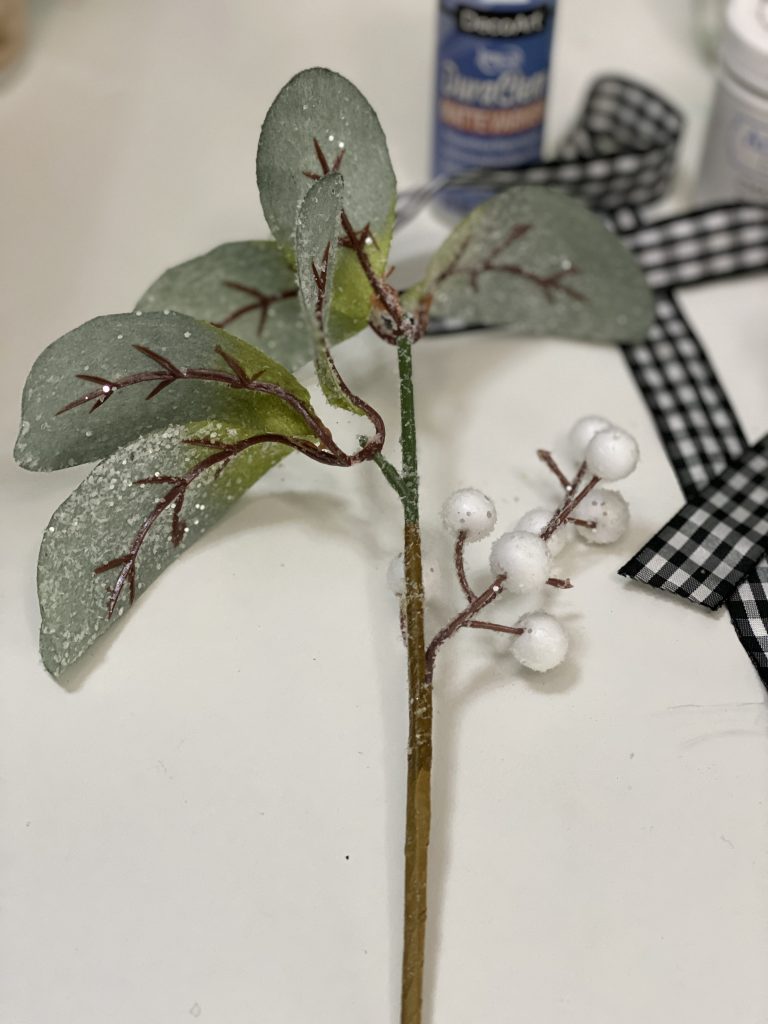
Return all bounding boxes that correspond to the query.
[568,414,636,545]
[388,415,640,676]
[442,487,567,672]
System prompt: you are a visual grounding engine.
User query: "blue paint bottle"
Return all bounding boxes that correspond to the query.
[433,1,558,211]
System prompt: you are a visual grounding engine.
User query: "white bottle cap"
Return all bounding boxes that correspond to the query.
[721,0,768,95]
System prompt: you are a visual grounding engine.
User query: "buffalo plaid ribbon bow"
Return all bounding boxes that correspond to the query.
[613,202,768,687]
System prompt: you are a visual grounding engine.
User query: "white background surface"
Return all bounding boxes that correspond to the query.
[1,2,767,1022]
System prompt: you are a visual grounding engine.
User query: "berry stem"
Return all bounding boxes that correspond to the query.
[466,619,524,636]
[536,448,572,491]
[541,475,599,542]
[425,575,506,688]
[454,531,478,602]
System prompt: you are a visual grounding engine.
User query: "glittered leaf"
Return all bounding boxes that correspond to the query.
[294,174,362,416]
[135,241,314,368]
[405,187,653,342]
[256,67,396,335]
[37,421,295,678]
[15,311,314,471]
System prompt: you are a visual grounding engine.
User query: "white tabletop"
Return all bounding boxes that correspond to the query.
[2,2,767,1022]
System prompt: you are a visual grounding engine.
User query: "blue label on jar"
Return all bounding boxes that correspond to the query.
[433,1,557,209]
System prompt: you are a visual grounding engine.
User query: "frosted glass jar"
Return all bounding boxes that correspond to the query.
[697,0,768,204]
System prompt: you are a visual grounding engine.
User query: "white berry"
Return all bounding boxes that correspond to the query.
[515,507,573,557]
[442,488,496,541]
[568,415,612,460]
[574,488,630,544]
[511,612,569,672]
[489,531,551,594]
[585,427,639,481]
[386,553,405,595]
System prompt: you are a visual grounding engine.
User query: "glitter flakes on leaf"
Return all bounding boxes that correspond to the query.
[37,421,291,678]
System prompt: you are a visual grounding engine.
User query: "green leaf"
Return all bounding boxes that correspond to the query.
[15,311,315,471]
[37,420,293,678]
[294,173,363,416]
[256,67,397,335]
[135,240,316,370]
[404,187,654,342]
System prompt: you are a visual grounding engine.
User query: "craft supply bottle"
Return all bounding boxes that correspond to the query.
[697,0,768,204]
[433,0,558,212]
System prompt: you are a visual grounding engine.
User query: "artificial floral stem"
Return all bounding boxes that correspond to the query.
[395,335,431,1024]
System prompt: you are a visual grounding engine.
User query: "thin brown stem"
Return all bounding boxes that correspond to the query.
[537,448,572,491]
[541,476,600,542]
[424,574,506,688]
[571,459,587,494]
[454,531,477,602]
[567,517,596,529]
[465,620,524,636]
[546,576,574,590]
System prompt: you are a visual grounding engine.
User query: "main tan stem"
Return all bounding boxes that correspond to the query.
[400,520,430,1024]
[395,336,431,1024]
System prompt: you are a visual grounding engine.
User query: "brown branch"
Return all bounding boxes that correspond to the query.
[537,448,573,492]
[424,574,506,687]
[465,620,524,636]
[567,517,596,529]
[541,475,600,542]
[454,532,477,602]
[571,459,588,494]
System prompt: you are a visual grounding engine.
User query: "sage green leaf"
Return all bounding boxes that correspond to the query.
[37,420,292,678]
[15,311,315,471]
[135,240,316,369]
[404,187,653,342]
[294,174,363,416]
[257,67,397,334]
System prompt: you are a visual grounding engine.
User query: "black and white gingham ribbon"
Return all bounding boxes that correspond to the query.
[410,75,768,685]
[612,202,768,686]
[396,76,682,225]
[620,434,768,609]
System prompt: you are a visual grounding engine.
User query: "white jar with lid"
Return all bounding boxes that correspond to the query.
[697,0,768,204]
